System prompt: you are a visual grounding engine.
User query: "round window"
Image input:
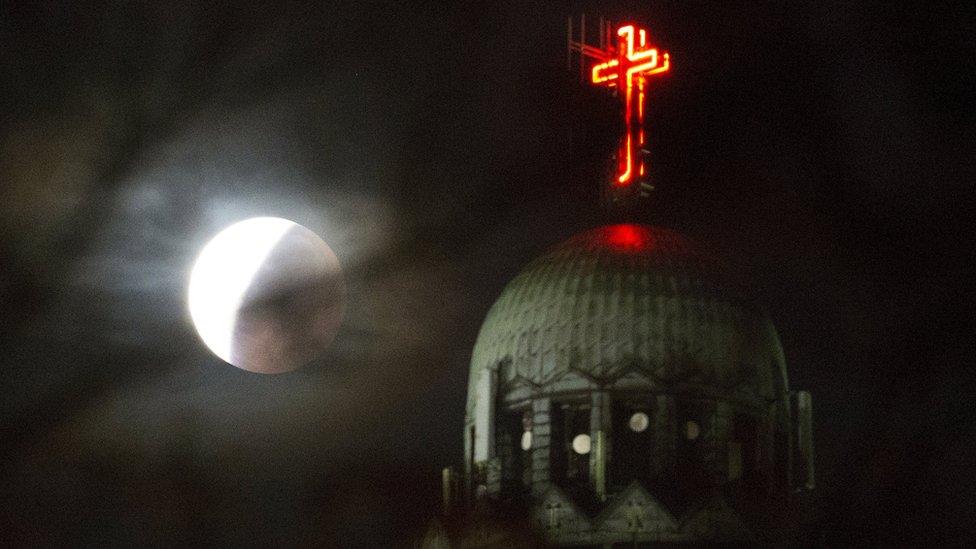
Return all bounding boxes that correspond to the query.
[685,420,701,440]
[520,430,533,451]
[572,433,591,455]
[629,412,650,432]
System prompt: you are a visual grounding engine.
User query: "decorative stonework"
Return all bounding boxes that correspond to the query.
[595,481,678,536]
[679,494,753,541]
[533,486,592,537]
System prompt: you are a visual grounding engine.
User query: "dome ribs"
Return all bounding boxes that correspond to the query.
[469,224,788,412]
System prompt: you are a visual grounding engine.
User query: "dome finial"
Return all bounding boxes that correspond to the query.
[568,15,672,210]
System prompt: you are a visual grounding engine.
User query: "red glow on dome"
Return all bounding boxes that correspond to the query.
[604,224,654,250]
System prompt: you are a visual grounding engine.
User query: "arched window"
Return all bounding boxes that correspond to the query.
[551,401,591,488]
[497,405,532,497]
[732,413,759,483]
[675,400,714,497]
[610,400,655,489]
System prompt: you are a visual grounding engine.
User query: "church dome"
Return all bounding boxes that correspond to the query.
[468,224,788,410]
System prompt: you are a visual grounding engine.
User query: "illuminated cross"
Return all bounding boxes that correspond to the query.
[590,24,671,187]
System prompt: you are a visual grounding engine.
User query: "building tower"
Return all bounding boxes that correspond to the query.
[424,17,814,548]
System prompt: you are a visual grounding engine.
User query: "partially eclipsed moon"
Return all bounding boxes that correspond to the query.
[188,217,344,374]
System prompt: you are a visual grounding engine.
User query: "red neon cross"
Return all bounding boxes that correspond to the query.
[591,25,670,186]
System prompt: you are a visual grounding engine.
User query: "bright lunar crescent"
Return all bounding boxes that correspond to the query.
[188,217,344,374]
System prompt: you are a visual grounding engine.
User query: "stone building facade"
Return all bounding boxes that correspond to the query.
[427,224,814,546]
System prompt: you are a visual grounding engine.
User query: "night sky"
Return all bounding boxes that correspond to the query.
[2,1,973,545]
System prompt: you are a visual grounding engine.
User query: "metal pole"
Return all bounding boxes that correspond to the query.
[579,14,586,80]
[599,16,604,50]
[567,16,573,71]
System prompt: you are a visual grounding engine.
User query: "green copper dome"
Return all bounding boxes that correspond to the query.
[468,224,788,411]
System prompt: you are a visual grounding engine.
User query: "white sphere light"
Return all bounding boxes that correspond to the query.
[572,433,591,455]
[629,412,650,433]
[188,217,344,374]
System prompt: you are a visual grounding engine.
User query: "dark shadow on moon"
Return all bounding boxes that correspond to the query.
[230,224,345,374]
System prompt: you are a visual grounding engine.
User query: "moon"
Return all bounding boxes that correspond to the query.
[188,217,344,374]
